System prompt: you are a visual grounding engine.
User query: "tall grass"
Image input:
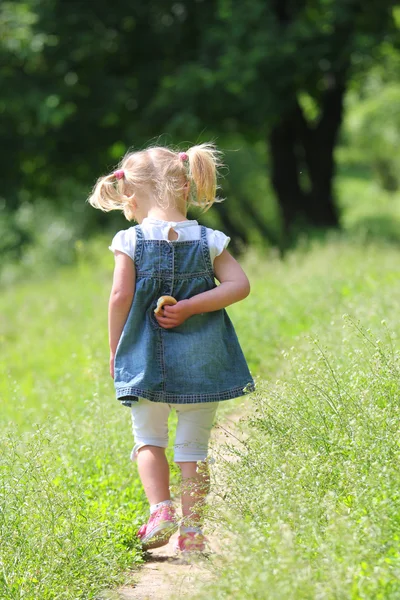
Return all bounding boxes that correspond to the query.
[194,239,400,599]
[2,227,400,598]
[0,254,148,599]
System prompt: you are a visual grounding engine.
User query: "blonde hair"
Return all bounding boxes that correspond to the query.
[87,143,223,220]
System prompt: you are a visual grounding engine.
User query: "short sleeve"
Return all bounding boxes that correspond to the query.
[109,228,136,261]
[207,229,230,264]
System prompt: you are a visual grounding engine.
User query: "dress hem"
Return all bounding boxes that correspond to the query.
[116,382,255,407]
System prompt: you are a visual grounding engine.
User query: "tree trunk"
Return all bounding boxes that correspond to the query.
[269,81,345,237]
[299,83,346,227]
[269,0,354,239]
[269,110,307,236]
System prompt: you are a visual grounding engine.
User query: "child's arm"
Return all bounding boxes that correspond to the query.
[108,251,135,377]
[155,250,249,329]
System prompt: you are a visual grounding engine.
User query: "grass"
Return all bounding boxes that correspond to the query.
[0,253,147,599]
[2,174,400,598]
[191,238,400,599]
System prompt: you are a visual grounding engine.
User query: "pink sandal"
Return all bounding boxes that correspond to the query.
[175,531,207,554]
[137,504,178,550]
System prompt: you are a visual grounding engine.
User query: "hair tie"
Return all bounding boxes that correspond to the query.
[114,169,125,180]
[179,152,189,162]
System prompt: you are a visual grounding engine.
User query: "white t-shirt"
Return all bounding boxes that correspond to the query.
[109,217,230,265]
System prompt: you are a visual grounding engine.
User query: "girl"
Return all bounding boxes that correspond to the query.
[88,143,254,554]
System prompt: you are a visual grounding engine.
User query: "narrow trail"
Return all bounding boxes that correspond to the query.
[115,410,246,600]
[117,532,213,600]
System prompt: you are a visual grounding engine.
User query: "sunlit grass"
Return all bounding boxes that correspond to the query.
[2,222,400,598]
[193,238,400,600]
[0,256,147,599]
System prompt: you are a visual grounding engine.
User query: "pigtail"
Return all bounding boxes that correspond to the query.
[87,172,126,213]
[186,143,223,211]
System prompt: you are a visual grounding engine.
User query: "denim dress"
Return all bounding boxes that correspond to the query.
[114,225,255,406]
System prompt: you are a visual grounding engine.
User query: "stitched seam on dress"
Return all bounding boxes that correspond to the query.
[171,242,175,295]
[200,225,214,277]
[141,240,202,246]
[160,330,166,395]
[116,382,255,403]
[156,327,164,388]
[134,225,144,266]
[136,270,214,282]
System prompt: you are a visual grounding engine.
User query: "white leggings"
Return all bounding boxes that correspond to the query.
[130,398,219,463]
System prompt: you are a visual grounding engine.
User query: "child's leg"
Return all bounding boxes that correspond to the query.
[136,446,170,504]
[178,460,210,526]
[131,399,178,549]
[174,402,219,528]
[131,399,171,504]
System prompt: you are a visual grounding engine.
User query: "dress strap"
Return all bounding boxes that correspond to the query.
[200,226,213,275]
[134,225,144,265]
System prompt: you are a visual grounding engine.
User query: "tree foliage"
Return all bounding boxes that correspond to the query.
[0,0,398,249]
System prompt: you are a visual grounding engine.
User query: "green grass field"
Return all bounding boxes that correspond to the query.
[192,238,400,599]
[2,178,400,599]
[0,253,148,598]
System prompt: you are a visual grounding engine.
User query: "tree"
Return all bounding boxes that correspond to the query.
[1,1,398,248]
[148,0,398,237]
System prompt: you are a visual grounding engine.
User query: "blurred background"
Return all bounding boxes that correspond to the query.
[1,0,399,281]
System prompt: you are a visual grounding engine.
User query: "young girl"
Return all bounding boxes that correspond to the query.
[88,143,254,554]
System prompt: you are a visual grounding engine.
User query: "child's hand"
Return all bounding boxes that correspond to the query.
[155,299,193,329]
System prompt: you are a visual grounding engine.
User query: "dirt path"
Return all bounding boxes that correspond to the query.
[117,533,213,600]
[115,411,245,600]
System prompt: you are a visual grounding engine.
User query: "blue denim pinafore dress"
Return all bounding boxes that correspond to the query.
[114,225,255,406]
